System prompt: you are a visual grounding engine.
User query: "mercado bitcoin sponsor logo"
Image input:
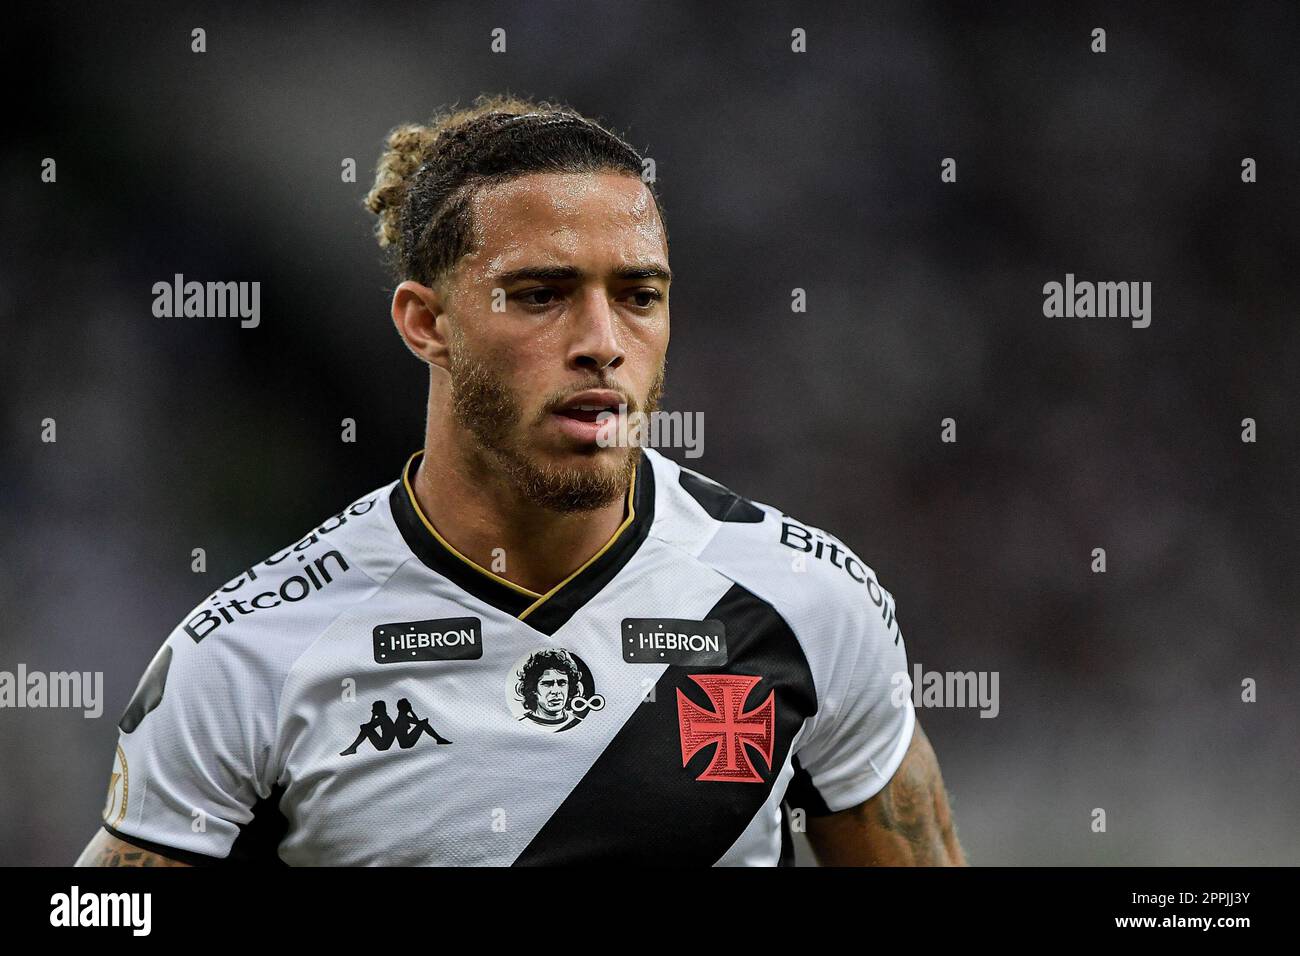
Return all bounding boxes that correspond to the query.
[778,517,900,639]
[185,550,350,642]
[183,495,376,643]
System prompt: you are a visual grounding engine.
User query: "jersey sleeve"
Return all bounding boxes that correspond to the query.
[792,577,916,815]
[100,607,283,863]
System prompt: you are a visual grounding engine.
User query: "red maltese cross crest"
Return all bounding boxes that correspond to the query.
[676,674,775,782]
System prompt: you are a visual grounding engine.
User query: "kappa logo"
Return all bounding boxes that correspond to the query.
[339,698,452,755]
[676,674,775,783]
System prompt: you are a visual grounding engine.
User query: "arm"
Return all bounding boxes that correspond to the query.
[805,720,966,866]
[75,829,191,867]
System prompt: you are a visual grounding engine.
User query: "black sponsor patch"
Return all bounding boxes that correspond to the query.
[621,618,727,665]
[373,618,483,663]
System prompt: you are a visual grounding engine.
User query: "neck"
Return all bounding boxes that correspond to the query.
[411,422,631,597]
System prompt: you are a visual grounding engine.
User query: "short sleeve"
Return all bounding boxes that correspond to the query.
[100,618,281,863]
[791,580,916,814]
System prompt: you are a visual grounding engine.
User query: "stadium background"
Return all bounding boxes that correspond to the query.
[2,1,1296,865]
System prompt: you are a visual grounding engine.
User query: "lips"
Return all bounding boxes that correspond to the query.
[553,389,626,421]
[550,389,628,444]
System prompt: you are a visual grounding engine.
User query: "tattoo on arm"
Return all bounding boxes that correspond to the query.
[864,722,964,864]
[805,721,967,866]
[75,830,190,867]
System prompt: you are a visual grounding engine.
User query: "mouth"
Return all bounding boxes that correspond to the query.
[549,389,627,444]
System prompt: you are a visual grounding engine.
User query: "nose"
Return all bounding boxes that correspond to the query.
[567,288,625,373]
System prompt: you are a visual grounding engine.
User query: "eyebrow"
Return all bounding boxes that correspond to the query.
[493,264,672,284]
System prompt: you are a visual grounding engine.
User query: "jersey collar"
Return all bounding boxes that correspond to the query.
[389,448,656,635]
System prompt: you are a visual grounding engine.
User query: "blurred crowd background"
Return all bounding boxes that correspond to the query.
[2,1,1296,865]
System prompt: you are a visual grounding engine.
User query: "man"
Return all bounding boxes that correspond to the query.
[514,648,595,732]
[78,95,966,866]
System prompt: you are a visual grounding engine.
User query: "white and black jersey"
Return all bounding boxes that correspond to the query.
[100,448,915,865]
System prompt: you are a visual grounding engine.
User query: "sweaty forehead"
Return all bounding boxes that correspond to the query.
[466,172,664,265]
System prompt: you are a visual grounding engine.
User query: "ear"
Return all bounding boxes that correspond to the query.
[391,280,452,370]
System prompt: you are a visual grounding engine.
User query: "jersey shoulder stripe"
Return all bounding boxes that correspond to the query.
[643,450,914,816]
[644,449,902,648]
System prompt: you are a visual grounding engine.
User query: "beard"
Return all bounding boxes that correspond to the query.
[447,344,664,514]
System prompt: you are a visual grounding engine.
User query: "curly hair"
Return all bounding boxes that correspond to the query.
[364,93,667,288]
[514,648,584,713]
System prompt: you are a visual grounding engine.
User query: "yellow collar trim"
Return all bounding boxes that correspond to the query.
[401,450,540,599]
[401,449,638,616]
[518,461,638,621]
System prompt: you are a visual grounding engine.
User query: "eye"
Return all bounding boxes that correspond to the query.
[516,287,560,307]
[627,288,664,309]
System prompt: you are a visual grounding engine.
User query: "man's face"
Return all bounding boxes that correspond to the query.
[535,670,571,716]
[441,171,670,513]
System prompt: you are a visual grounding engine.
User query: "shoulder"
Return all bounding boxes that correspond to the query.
[156,479,409,681]
[644,449,903,657]
[118,479,412,744]
[107,482,415,854]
